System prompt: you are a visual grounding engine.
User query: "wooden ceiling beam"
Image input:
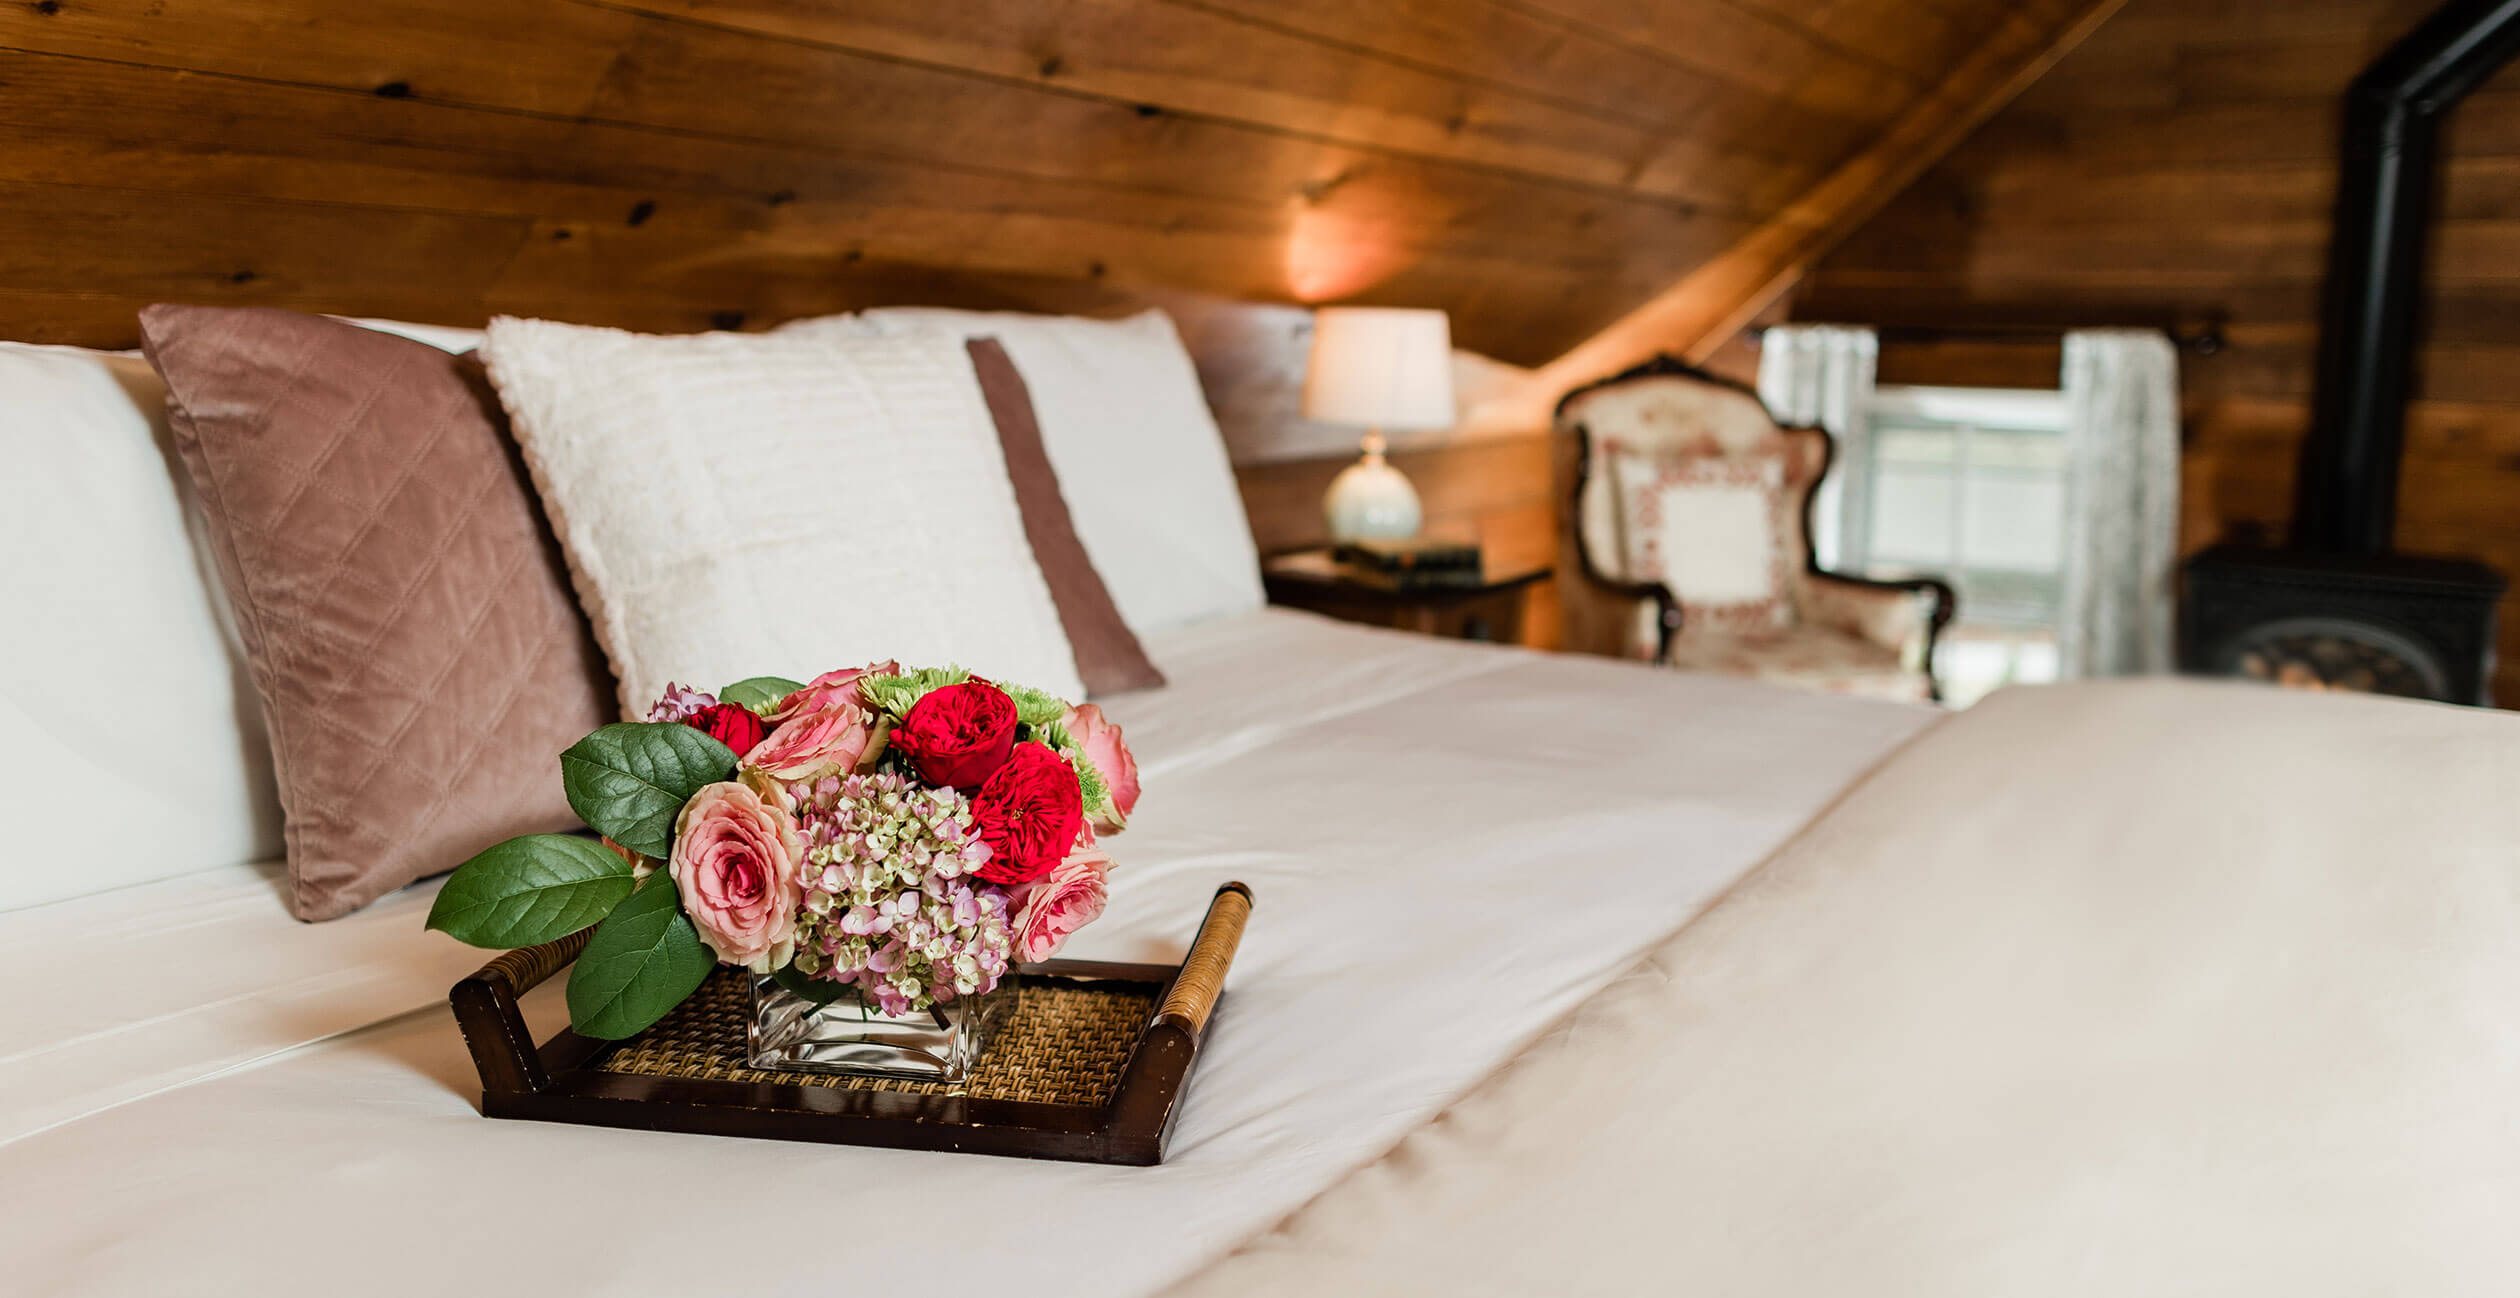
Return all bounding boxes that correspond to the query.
[1475,0,2132,429]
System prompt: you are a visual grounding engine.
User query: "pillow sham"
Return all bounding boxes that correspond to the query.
[807,308,1265,637]
[479,318,1086,714]
[0,342,284,912]
[964,337,1164,697]
[140,306,615,921]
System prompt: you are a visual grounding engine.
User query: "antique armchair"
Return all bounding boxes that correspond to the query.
[1555,355,1956,703]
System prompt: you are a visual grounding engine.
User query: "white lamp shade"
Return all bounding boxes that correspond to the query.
[1301,307,1456,430]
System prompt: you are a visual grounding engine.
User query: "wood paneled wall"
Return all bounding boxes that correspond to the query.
[1800,0,2520,704]
[1,0,2039,365]
[0,0,2103,656]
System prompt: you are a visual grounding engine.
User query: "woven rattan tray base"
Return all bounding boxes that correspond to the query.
[450,884,1250,1165]
[597,970,1154,1106]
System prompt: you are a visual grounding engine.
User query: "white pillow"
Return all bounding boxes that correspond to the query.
[479,318,1085,714]
[0,343,283,910]
[814,308,1265,636]
[330,316,485,352]
[0,320,488,912]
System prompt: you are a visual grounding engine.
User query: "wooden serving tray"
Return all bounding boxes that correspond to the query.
[450,882,1250,1165]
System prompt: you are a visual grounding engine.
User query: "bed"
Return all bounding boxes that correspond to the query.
[4,608,1935,1294]
[6,317,2518,1297]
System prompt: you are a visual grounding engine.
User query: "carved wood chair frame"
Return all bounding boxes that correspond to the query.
[1554,352,1958,700]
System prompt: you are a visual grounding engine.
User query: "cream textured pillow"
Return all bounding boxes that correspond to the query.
[480,319,1085,714]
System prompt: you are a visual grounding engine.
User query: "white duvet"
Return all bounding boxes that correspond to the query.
[1174,679,2520,1297]
[0,611,1930,1296]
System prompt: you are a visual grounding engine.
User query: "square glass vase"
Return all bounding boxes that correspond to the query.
[745,975,1013,1083]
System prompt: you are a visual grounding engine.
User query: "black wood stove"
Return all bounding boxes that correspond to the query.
[2180,0,2512,705]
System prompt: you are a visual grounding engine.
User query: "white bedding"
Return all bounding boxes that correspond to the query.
[0,610,1930,1296]
[1171,680,2520,1297]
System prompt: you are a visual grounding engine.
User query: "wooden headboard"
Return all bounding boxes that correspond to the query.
[5,0,1738,652]
[0,0,1763,362]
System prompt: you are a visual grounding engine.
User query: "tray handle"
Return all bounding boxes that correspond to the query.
[449,926,593,1097]
[1104,882,1253,1162]
[1154,881,1252,1040]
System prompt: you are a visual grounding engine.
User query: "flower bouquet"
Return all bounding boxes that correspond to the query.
[428,663,1140,1080]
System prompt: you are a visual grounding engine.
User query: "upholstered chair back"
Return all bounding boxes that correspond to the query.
[1558,368,1828,650]
[1552,356,1953,700]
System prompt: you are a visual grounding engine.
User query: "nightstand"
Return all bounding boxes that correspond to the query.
[1261,549,1553,643]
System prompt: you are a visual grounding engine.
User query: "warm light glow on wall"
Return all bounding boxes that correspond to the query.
[1281,175,1433,303]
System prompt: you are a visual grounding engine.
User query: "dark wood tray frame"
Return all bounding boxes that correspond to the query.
[449,882,1251,1165]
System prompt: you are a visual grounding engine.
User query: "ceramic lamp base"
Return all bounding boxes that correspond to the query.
[1323,435,1423,542]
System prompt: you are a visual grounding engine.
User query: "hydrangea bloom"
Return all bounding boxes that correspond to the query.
[647,682,718,724]
[784,771,1013,1015]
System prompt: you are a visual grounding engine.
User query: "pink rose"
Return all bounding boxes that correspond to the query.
[1063,703,1140,834]
[669,782,803,972]
[1007,836,1110,964]
[773,661,900,722]
[744,698,877,783]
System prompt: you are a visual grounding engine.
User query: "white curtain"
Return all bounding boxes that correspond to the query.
[1757,325,1879,569]
[2058,330,2181,678]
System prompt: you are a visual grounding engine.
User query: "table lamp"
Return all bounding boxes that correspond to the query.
[1303,306,1455,543]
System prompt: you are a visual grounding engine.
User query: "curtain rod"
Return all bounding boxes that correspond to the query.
[1752,322,2226,356]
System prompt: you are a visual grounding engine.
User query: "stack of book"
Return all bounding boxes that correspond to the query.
[1331,538,1486,590]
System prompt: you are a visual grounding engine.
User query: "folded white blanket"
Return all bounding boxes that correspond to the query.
[1168,680,2520,1297]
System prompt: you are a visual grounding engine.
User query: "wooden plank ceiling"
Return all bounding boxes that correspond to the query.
[4,0,2094,364]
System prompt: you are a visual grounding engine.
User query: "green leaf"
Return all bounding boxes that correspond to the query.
[426,834,637,949]
[858,665,971,717]
[997,680,1069,727]
[566,876,717,1040]
[720,675,805,715]
[769,963,849,1005]
[559,722,736,858]
[1070,748,1119,829]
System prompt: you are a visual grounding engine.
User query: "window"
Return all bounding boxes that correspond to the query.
[1850,386,2069,707]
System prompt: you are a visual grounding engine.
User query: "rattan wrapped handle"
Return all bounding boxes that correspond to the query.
[1155,883,1251,1040]
[484,926,593,995]
[451,926,593,1096]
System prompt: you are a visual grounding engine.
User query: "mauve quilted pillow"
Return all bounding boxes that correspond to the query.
[140,305,613,921]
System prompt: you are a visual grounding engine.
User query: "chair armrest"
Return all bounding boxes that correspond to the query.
[1565,429,1684,663]
[1802,572,1957,674]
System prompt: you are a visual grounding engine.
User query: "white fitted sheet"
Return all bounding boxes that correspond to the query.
[0,611,1934,1296]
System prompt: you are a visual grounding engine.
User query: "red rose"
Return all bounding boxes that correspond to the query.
[891,681,1018,791]
[686,702,767,759]
[972,742,1084,886]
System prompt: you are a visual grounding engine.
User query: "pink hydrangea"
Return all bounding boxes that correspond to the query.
[647,682,718,723]
[782,771,1013,1015]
